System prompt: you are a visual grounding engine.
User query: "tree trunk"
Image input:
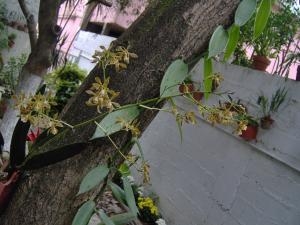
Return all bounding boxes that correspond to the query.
[80,1,98,30]
[0,0,239,224]
[0,0,61,154]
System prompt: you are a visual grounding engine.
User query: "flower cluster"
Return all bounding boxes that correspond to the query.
[86,77,120,113]
[142,162,150,184]
[198,99,256,135]
[92,45,138,72]
[205,107,234,126]
[116,117,140,137]
[171,107,197,126]
[138,196,159,216]
[211,72,224,90]
[13,93,63,135]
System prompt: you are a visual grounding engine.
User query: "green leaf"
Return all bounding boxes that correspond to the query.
[223,25,240,61]
[160,59,189,98]
[99,210,116,225]
[118,163,130,177]
[78,165,110,194]
[90,106,140,140]
[98,212,136,225]
[132,137,145,161]
[253,0,271,39]
[123,177,139,216]
[208,26,228,58]
[203,57,213,100]
[175,119,183,143]
[72,200,95,225]
[109,182,126,205]
[234,0,257,26]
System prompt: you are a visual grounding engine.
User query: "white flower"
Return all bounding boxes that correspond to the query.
[156,218,167,225]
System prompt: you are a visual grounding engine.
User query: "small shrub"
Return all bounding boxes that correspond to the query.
[46,63,87,114]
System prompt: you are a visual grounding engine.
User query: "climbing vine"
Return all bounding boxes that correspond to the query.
[11,0,275,224]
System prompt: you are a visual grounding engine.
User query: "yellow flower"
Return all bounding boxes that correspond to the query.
[86,77,120,113]
[13,93,64,135]
[116,118,140,137]
[142,162,150,184]
[137,196,159,216]
[235,120,248,135]
[92,45,138,72]
[184,111,197,124]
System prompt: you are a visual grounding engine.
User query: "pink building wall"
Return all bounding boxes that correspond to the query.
[57,0,146,53]
[57,1,298,80]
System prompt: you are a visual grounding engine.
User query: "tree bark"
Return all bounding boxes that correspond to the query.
[0,0,62,153]
[0,0,239,224]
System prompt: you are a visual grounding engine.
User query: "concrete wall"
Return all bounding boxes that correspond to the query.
[1,0,39,62]
[132,62,300,225]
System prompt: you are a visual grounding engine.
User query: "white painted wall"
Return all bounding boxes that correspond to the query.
[2,0,39,62]
[132,62,300,225]
[1,27,30,64]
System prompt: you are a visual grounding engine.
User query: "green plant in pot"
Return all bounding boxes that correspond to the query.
[7,33,16,48]
[239,0,300,71]
[237,113,259,141]
[257,87,287,129]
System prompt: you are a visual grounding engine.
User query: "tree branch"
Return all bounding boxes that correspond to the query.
[24,0,62,74]
[17,0,38,50]
[87,0,112,7]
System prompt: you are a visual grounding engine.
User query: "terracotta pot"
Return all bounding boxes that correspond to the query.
[239,125,258,141]
[252,55,271,71]
[8,40,15,48]
[179,83,194,94]
[0,171,20,213]
[193,91,204,101]
[260,116,274,129]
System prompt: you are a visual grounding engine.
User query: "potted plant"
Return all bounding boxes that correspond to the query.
[178,77,204,101]
[237,114,259,141]
[257,87,287,129]
[239,2,300,71]
[7,33,16,48]
[178,77,194,94]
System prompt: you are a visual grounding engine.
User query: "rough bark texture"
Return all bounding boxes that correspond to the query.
[0,0,239,224]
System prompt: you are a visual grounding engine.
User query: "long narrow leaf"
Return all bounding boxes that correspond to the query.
[254,0,271,39]
[72,200,95,225]
[98,212,136,225]
[123,177,139,216]
[203,57,213,100]
[99,210,115,225]
[224,25,240,61]
[234,0,256,26]
[78,165,110,195]
[109,182,126,205]
[208,26,228,58]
